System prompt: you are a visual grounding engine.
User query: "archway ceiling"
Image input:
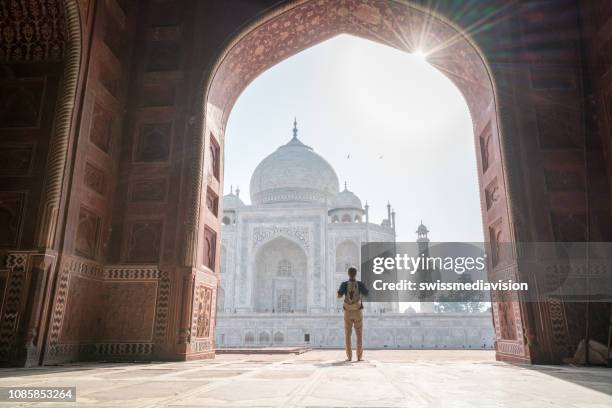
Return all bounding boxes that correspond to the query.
[208,0,493,127]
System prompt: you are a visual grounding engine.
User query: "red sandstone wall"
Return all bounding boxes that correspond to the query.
[578,0,612,346]
[1,0,611,366]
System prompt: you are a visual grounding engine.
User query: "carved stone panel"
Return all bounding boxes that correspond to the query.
[146,41,181,71]
[479,123,494,173]
[205,187,218,216]
[485,178,500,210]
[90,102,113,154]
[98,63,120,98]
[544,169,585,192]
[130,179,167,202]
[84,163,106,195]
[0,78,45,128]
[0,79,45,128]
[497,297,518,341]
[127,221,163,263]
[536,106,580,149]
[134,123,171,162]
[194,284,213,338]
[550,212,587,242]
[209,135,220,181]
[0,192,26,247]
[488,219,504,267]
[203,227,216,270]
[139,85,175,107]
[101,282,157,342]
[60,276,103,343]
[0,145,34,176]
[102,7,125,59]
[75,207,100,259]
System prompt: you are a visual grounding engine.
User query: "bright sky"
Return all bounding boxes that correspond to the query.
[224,34,484,243]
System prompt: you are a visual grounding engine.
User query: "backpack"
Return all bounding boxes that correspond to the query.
[343,281,362,311]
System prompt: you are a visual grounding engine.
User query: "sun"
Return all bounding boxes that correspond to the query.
[413,49,427,60]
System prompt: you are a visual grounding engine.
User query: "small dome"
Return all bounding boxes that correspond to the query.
[330,184,362,210]
[417,221,429,235]
[223,192,244,210]
[250,120,339,205]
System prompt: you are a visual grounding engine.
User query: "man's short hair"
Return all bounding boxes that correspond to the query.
[347,267,357,276]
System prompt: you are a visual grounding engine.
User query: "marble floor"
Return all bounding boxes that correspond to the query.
[0,350,611,407]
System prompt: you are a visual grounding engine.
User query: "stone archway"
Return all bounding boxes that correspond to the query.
[1,0,601,367]
[197,0,526,362]
[252,237,308,313]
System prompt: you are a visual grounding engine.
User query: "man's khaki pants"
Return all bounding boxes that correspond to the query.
[344,309,363,360]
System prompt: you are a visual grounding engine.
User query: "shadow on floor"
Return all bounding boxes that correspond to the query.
[521,364,612,396]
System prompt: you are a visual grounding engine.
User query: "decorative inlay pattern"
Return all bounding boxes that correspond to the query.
[0,0,65,62]
[252,225,310,251]
[193,284,213,339]
[104,266,160,280]
[45,262,170,362]
[46,256,102,361]
[0,253,28,359]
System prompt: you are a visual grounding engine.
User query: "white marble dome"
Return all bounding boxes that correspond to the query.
[250,125,339,205]
[223,191,244,210]
[330,186,362,210]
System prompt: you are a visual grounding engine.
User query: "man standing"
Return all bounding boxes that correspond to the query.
[337,267,369,361]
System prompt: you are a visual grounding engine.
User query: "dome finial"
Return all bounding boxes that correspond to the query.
[417,220,429,238]
[293,117,298,139]
[344,181,348,190]
[230,185,233,194]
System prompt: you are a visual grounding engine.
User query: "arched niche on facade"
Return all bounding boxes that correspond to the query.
[253,236,308,313]
[335,240,360,274]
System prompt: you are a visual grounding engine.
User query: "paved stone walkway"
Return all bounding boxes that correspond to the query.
[0,350,611,407]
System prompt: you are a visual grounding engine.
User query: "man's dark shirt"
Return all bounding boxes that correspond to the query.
[337,280,369,309]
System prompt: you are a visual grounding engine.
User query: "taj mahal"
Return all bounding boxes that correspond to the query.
[215,121,494,349]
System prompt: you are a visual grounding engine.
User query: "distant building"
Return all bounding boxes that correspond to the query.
[218,120,396,315]
[216,121,493,349]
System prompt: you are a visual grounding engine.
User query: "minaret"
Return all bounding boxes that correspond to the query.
[386,202,392,228]
[416,220,430,254]
[364,201,370,243]
[416,221,434,313]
